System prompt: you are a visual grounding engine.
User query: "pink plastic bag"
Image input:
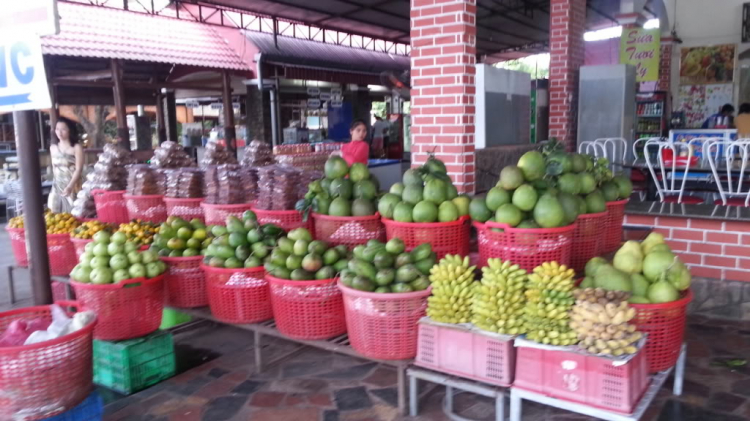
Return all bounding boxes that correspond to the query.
[0,318,51,347]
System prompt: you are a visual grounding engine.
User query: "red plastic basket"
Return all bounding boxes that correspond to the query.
[312,213,385,247]
[91,190,129,224]
[513,340,650,414]
[252,207,313,232]
[0,303,96,421]
[570,212,607,276]
[603,199,629,254]
[202,265,272,324]
[474,221,575,272]
[7,227,28,267]
[47,233,77,277]
[164,197,205,223]
[630,290,692,373]
[71,275,164,341]
[339,282,429,360]
[415,318,516,387]
[161,256,207,308]
[71,238,92,260]
[201,203,254,226]
[266,275,345,340]
[382,216,470,260]
[123,194,167,224]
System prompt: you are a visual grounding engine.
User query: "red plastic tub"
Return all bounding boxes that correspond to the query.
[339,282,429,360]
[7,227,28,267]
[71,238,92,260]
[312,213,385,247]
[164,197,205,222]
[603,199,629,254]
[570,212,607,276]
[266,275,345,340]
[92,190,129,224]
[71,275,164,341]
[631,290,693,372]
[474,221,575,272]
[252,208,313,232]
[47,233,78,277]
[162,256,207,308]
[123,194,167,224]
[203,265,272,324]
[201,203,254,226]
[382,216,470,260]
[0,303,96,420]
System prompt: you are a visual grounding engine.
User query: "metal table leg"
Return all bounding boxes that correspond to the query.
[673,343,687,396]
[398,365,407,416]
[6,266,15,304]
[495,393,505,421]
[254,330,263,372]
[409,373,418,417]
[446,385,453,412]
[509,388,522,421]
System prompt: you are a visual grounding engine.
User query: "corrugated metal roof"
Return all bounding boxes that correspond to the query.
[246,31,409,75]
[41,2,250,71]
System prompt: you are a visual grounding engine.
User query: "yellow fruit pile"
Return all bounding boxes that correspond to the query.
[427,254,475,324]
[117,220,159,245]
[570,288,643,356]
[45,211,81,234]
[8,216,24,229]
[71,220,114,239]
[523,262,578,346]
[472,258,527,335]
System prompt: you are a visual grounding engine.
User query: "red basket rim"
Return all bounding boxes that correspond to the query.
[161,255,204,263]
[123,194,164,200]
[71,273,164,290]
[606,199,630,207]
[381,215,470,228]
[0,302,96,353]
[250,207,302,215]
[576,211,608,219]
[164,197,205,203]
[629,289,693,309]
[200,263,265,274]
[6,227,24,233]
[70,237,93,244]
[266,273,337,286]
[202,202,254,210]
[47,232,76,239]
[473,220,577,234]
[337,280,431,300]
[92,189,125,196]
[312,212,382,222]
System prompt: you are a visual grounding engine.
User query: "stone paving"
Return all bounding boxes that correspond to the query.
[100,313,750,421]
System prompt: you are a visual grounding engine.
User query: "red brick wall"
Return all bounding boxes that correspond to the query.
[410,0,477,193]
[548,0,586,150]
[624,214,750,282]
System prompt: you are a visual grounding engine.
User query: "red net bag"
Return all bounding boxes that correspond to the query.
[474,221,575,272]
[91,190,129,224]
[123,194,167,223]
[164,198,205,223]
[382,216,470,260]
[252,208,313,232]
[71,238,92,260]
[603,199,629,254]
[631,290,692,372]
[71,275,164,341]
[267,275,345,340]
[162,256,207,308]
[570,212,607,275]
[201,203,253,226]
[203,265,272,324]
[47,234,77,277]
[0,303,96,420]
[339,282,429,360]
[7,227,28,267]
[312,213,385,247]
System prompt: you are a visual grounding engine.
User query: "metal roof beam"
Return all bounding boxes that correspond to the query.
[475,2,549,34]
[314,0,396,25]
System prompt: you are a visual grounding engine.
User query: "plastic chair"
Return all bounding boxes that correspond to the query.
[645,138,706,204]
[709,140,750,206]
[631,137,663,201]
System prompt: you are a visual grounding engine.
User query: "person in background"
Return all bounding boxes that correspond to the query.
[701,103,735,128]
[371,115,389,158]
[735,103,750,138]
[48,117,84,213]
[340,119,370,166]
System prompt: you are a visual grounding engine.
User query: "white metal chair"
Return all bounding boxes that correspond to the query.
[598,137,627,169]
[578,141,606,158]
[644,138,706,204]
[709,140,750,206]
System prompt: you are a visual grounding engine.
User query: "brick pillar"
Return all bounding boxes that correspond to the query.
[410,0,477,194]
[548,0,586,150]
[658,38,673,92]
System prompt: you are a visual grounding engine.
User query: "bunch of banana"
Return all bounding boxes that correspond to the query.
[427,254,476,324]
[570,288,642,356]
[523,262,578,346]
[472,258,526,335]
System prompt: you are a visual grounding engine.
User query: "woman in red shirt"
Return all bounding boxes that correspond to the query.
[340,120,370,166]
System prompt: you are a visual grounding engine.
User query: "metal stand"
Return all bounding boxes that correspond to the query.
[509,344,687,421]
[408,367,508,421]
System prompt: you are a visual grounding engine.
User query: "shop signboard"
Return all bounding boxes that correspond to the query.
[307,87,320,96]
[307,98,321,109]
[679,44,736,85]
[619,27,660,82]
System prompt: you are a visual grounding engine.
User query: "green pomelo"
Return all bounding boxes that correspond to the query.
[377,193,401,219]
[548,152,574,173]
[329,178,353,200]
[324,156,349,179]
[647,279,679,303]
[631,274,650,297]
[352,199,376,216]
[495,204,522,227]
[533,193,566,228]
[499,166,525,190]
[595,266,632,292]
[517,151,546,181]
[353,179,378,200]
[402,184,424,205]
[512,184,538,212]
[413,200,439,223]
[557,173,581,195]
[452,196,470,217]
[643,251,677,282]
[601,181,620,202]
[579,173,597,194]
[329,198,352,217]
[438,201,459,222]
[349,162,370,183]
[390,182,405,197]
[585,257,609,277]
[557,192,580,226]
[393,202,414,223]
[403,169,423,186]
[423,179,448,205]
[469,197,492,223]
[445,183,459,200]
[612,175,633,199]
[486,187,511,212]
[571,153,588,173]
[585,190,607,213]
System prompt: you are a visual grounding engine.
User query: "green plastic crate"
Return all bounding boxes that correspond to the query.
[93,330,176,395]
[160,309,192,329]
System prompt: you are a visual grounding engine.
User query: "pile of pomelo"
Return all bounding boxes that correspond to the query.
[301,157,379,217]
[265,228,351,280]
[202,212,286,269]
[378,156,470,223]
[341,239,433,293]
[71,231,167,284]
[151,217,212,258]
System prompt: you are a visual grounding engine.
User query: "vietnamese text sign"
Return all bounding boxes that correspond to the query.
[0,35,51,112]
[620,27,660,82]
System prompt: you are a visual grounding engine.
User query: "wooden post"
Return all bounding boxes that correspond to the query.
[45,57,58,147]
[222,70,236,157]
[156,93,167,144]
[111,59,130,149]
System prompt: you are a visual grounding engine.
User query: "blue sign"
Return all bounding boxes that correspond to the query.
[0,36,51,112]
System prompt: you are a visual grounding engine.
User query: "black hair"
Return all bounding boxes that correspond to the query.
[54,117,80,146]
[739,103,750,114]
[350,119,367,131]
[721,104,735,114]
